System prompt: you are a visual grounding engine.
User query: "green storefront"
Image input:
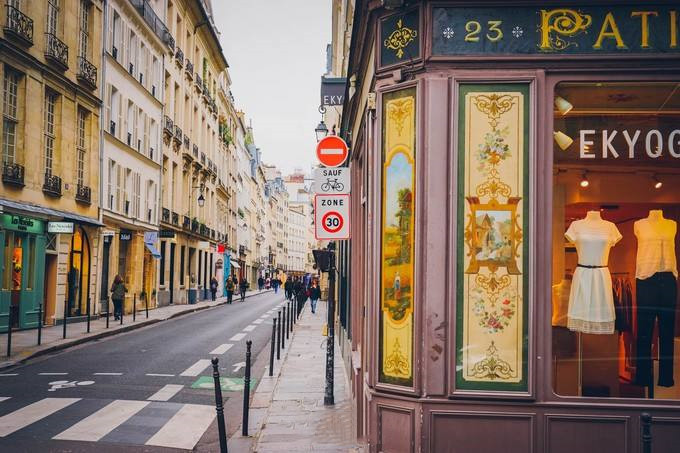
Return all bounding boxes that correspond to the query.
[0,213,46,332]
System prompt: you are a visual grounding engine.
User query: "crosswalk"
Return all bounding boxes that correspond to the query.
[0,396,215,449]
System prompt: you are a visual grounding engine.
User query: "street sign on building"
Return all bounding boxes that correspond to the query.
[316,135,349,168]
[314,194,350,240]
[313,167,350,195]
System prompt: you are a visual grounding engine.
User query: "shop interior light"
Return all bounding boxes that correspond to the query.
[653,175,663,189]
[554,131,573,151]
[554,96,574,115]
[580,172,589,188]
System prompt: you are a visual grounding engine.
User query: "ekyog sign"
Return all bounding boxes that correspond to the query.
[578,129,680,159]
[320,76,346,106]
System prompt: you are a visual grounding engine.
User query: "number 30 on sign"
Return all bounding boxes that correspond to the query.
[314,194,350,240]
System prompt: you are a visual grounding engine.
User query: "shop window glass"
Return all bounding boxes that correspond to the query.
[552,81,680,400]
[12,235,22,291]
[3,233,13,290]
[25,236,34,291]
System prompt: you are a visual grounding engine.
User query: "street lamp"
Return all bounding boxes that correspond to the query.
[197,193,205,207]
[315,120,329,142]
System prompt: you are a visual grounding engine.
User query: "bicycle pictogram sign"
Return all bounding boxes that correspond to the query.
[313,168,350,195]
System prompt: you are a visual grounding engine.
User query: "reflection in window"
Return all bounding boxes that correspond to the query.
[552,82,680,400]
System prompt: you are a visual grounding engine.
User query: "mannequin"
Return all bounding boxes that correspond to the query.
[565,211,622,334]
[633,210,678,388]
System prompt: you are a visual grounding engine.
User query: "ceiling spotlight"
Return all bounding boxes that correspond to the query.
[554,96,574,115]
[653,175,663,189]
[580,172,589,188]
[554,131,573,151]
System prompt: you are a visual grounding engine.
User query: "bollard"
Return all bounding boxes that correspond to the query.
[133,293,137,322]
[281,306,286,350]
[286,302,291,339]
[641,412,652,453]
[145,293,149,318]
[276,310,281,360]
[269,318,276,377]
[6,306,13,357]
[63,297,68,339]
[120,297,124,325]
[37,301,43,345]
[211,358,228,453]
[106,297,110,328]
[86,296,91,333]
[242,340,252,436]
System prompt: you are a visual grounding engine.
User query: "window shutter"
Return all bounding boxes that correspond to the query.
[105,84,112,127]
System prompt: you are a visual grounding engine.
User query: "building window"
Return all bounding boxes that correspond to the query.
[107,159,115,209]
[76,108,87,185]
[2,69,19,164]
[43,89,58,176]
[78,0,89,58]
[111,10,121,60]
[551,81,680,400]
[133,172,141,218]
[47,0,59,37]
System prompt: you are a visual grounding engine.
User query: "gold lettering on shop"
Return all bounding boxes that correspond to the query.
[631,11,658,48]
[593,12,627,49]
[539,8,592,51]
[671,11,678,48]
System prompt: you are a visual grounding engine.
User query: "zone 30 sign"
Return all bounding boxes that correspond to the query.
[314,194,350,240]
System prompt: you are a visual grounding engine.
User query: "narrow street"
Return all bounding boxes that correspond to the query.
[0,291,285,452]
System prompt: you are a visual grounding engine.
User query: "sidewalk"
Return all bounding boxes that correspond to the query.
[230,300,365,452]
[0,289,271,370]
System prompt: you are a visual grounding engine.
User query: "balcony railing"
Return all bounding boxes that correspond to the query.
[45,33,68,70]
[192,144,199,159]
[191,219,199,233]
[42,173,62,197]
[195,74,202,91]
[183,215,190,230]
[129,0,173,50]
[185,59,193,79]
[172,211,179,226]
[175,47,184,66]
[75,184,91,204]
[2,162,24,187]
[77,56,97,89]
[162,207,170,223]
[183,134,190,149]
[163,115,174,137]
[173,125,182,144]
[4,4,33,45]
[200,152,206,165]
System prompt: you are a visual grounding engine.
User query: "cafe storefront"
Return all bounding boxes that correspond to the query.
[342,1,680,451]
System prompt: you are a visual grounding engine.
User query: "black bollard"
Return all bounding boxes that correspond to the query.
[242,340,252,436]
[133,293,137,322]
[6,306,13,357]
[641,413,652,453]
[63,297,68,339]
[145,293,149,318]
[286,302,290,339]
[106,297,110,328]
[120,297,124,325]
[211,358,228,453]
[276,310,281,360]
[281,306,286,350]
[269,318,276,377]
[86,296,91,333]
[37,301,43,345]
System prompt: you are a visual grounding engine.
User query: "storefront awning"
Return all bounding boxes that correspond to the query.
[144,242,161,259]
[0,197,105,227]
[230,260,240,269]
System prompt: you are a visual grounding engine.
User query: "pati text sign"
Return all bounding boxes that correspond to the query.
[314,195,350,240]
[313,168,350,195]
[48,222,74,234]
[433,6,680,56]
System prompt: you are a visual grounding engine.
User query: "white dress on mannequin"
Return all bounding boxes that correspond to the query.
[565,211,622,334]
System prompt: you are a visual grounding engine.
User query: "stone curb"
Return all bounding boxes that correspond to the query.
[0,290,273,371]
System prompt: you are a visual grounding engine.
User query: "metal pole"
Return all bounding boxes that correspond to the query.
[324,249,336,406]
[281,306,286,350]
[211,358,228,453]
[269,318,276,376]
[145,292,149,318]
[6,306,13,357]
[242,340,252,436]
[286,302,291,339]
[106,297,110,328]
[86,296,91,333]
[37,301,43,345]
[133,293,137,322]
[120,297,124,325]
[276,310,281,360]
[63,297,68,339]
[641,413,652,453]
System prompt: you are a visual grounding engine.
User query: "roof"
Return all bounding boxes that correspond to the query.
[0,198,105,227]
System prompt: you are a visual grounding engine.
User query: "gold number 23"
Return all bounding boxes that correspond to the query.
[464,20,503,42]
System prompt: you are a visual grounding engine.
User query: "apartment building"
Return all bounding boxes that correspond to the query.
[0,0,103,330]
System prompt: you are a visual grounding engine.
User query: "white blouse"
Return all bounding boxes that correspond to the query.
[634,217,678,280]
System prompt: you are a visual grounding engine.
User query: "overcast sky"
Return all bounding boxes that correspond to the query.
[212,1,331,176]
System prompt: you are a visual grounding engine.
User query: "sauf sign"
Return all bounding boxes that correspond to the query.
[313,134,351,240]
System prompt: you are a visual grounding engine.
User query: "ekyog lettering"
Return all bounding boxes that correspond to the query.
[578,129,680,159]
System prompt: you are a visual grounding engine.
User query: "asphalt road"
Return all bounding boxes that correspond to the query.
[0,290,289,452]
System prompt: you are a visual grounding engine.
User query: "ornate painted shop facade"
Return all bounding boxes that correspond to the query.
[339,1,680,451]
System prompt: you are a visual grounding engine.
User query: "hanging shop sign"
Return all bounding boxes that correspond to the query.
[314,194,350,240]
[1,214,44,234]
[432,6,680,57]
[119,230,133,241]
[316,135,349,168]
[320,76,346,106]
[48,221,74,234]
[143,232,158,244]
[159,229,175,239]
[313,167,351,195]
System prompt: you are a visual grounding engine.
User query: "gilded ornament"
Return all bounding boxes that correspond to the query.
[384,338,410,377]
[470,341,514,379]
[386,97,414,136]
[384,19,418,59]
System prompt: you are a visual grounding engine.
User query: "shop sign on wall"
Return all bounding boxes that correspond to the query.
[433,6,680,56]
[1,214,44,234]
[47,222,74,234]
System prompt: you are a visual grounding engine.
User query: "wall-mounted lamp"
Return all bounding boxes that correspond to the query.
[197,193,205,207]
[554,131,573,151]
[653,174,663,189]
[315,120,329,142]
[554,96,574,115]
[580,172,589,188]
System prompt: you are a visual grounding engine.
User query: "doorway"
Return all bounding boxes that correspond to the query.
[101,236,111,313]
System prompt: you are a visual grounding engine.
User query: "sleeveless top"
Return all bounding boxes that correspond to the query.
[634,217,678,280]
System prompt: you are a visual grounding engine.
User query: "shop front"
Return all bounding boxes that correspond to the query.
[343,1,680,451]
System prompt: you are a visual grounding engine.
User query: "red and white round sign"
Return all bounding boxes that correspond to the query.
[316,135,349,168]
[321,211,344,233]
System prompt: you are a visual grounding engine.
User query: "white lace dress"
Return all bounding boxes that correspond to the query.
[565,219,622,334]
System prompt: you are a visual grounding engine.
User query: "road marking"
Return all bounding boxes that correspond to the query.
[209,343,233,355]
[147,384,184,402]
[253,319,263,324]
[0,374,18,377]
[39,372,68,376]
[93,372,123,376]
[53,400,148,442]
[146,373,175,377]
[145,403,215,450]
[179,359,211,377]
[229,332,246,341]
[0,397,9,402]
[243,325,256,332]
[0,398,80,437]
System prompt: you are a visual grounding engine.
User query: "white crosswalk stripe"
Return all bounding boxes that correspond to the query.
[54,400,149,441]
[145,403,215,450]
[229,332,246,341]
[0,397,10,402]
[0,398,80,437]
[147,384,183,402]
[209,343,233,355]
[243,324,256,332]
[179,359,212,377]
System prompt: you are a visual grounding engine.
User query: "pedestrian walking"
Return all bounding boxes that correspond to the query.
[110,274,126,320]
[258,276,264,291]
[240,277,249,302]
[273,277,279,294]
[226,277,235,304]
[309,281,321,314]
[210,276,219,301]
[295,278,307,310]
[284,278,292,300]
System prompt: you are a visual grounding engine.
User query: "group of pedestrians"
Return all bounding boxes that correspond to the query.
[258,276,281,293]
[284,277,321,314]
[225,276,250,304]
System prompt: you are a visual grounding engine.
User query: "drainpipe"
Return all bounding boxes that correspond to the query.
[96,0,109,317]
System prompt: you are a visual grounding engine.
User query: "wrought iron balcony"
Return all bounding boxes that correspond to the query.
[77,56,97,89]
[191,218,199,233]
[2,162,24,187]
[75,184,91,204]
[173,125,182,144]
[164,31,175,52]
[175,47,184,66]
[195,74,202,91]
[163,115,174,138]
[183,215,191,230]
[42,172,62,197]
[199,223,208,237]
[192,144,199,159]
[185,59,193,79]
[162,207,170,223]
[129,0,172,49]
[4,4,33,46]
[172,211,179,226]
[183,134,190,149]
[200,152,206,165]
[45,33,68,70]
[202,81,210,98]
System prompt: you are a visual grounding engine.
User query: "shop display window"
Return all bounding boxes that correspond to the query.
[552,81,680,400]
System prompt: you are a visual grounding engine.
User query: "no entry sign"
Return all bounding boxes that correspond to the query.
[316,135,349,168]
[315,194,350,240]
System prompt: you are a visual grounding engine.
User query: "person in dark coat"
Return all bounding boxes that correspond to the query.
[284,278,292,300]
[110,274,126,320]
[309,281,321,314]
[225,277,235,304]
[239,278,248,302]
[210,276,219,301]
